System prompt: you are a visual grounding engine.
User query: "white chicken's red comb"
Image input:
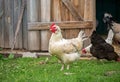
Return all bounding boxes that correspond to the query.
[50,23,55,28]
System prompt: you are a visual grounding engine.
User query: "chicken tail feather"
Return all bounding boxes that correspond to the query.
[78,30,85,38]
[78,30,88,41]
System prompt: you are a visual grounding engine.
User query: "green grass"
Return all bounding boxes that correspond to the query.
[0,57,120,82]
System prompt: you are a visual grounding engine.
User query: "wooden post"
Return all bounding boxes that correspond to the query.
[27,0,40,51]
[40,0,51,51]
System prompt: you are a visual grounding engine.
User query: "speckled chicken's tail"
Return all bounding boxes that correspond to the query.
[78,30,88,41]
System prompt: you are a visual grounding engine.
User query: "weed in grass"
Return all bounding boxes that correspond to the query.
[8,53,14,59]
[0,54,4,60]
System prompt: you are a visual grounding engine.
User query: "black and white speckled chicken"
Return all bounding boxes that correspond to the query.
[103,13,120,44]
[88,31,120,61]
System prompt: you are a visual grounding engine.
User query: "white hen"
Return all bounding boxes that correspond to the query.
[49,23,86,70]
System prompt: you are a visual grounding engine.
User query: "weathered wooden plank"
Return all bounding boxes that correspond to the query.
[79,0,85,17]
[13,0,19,48]
[27,0,40,51]
[28,21,93,30]
[93,0,96,31]
[12,0,26,50]
[70,0,76,21]
[84,0,93,21]
[0,0,4,48]
[63,0,74,39]
[60,0,67,21]
[8,0,14,49]
[65,0,80,39]
[40,0,51,51]
[4,0,14,49]
[52,0,61,21]
[13,0,23,49]
[62,0,83,21]
[83,0,95,47]
[4,0,10,48]
[17,0,23,49]
[22,0,28,49]
[84,0,94,36]
[59,0,67,38]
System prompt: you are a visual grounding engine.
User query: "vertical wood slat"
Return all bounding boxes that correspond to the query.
[69,0,80,38]
[64,0,73,39]
[14,0,23,49]
[8,0,14,49]
[93,0,96,31]
[27,0,40,51]
[65,0,80,39]
[40,0,51,51]
[79,0,85,17]
[83,0,95,47]
[84,0,94,36]
[62,0,83,21]
[60,0,66,38]
[13,0,18,48]
[84,0,93,21]
[0,0,4,48]
[4,0,9,48]
[22,0,28,49]
[52,0,61,21]
[63,0,71,38]
[17,0,23,49]
[0,2,1,47]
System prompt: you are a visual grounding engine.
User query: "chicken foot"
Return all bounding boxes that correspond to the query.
[60,64,65,71]
[66,65,70,70]
[60,64,70,71]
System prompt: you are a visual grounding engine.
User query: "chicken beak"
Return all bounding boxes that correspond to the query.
[50,28,52,31]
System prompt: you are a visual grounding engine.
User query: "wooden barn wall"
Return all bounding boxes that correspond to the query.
[27,0,95,51]
[0,0,95,51]
[0,0,28,49]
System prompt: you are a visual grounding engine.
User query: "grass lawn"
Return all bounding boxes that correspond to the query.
[0,56,120,82]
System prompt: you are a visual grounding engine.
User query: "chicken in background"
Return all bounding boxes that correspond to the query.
[82,29,114,54]
[83,30,120,61]
[103,13,120,44]
[49,23,87,70]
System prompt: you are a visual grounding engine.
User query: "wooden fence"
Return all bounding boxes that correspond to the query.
[0,0,28,49]
[0,0,95,51]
